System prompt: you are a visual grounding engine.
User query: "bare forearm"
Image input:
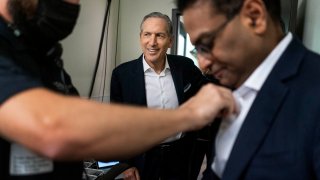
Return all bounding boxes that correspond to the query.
[74,103,190,160]
[0,84,235,161]
[55,98,191,160]
[0,88,191,161]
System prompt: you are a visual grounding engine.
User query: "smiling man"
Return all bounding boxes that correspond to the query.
[110,12,214,180]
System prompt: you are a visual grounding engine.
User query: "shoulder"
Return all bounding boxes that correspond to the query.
[167,54,195,66]
[296,42,320,74]
[112,58,141,73]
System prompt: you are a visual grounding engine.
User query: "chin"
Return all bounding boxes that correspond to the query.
[218,79,234,89]
[145,54,157,60]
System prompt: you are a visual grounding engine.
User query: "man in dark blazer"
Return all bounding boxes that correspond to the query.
[177,0,320,179]
[110,12,213,180]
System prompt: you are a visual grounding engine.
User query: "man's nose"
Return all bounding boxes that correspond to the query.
[149,35,157,45]
[198,55,213,74]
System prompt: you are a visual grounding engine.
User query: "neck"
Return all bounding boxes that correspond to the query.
[148,60,165,74]
[270,20,286,46]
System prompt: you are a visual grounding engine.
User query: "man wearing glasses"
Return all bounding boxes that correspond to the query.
[177,0,320,179]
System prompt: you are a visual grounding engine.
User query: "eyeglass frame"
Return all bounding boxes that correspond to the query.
[190,16,235,59]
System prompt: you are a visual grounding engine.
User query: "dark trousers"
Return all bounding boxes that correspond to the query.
[142,143,182,180]
[140,138,208,180]
[137,126,214,180]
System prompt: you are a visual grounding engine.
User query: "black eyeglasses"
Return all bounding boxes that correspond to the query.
[190,18,232,59]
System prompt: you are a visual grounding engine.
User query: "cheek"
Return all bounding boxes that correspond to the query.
[140,39,147,48]
[214,34,247,66]
[159,40,171,49]
[197,57,210,72]
[215,23,250,60]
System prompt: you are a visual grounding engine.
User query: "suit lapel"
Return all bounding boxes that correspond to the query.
[222,81,288,179]
[131,56,147,105]
[168,57,184,104]
[222,37,306,179]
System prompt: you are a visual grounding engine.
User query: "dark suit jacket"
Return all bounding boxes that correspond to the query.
[203,37,320,180]
[110,54,212,179]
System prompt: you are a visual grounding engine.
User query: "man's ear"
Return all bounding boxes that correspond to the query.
[240,0,267,35]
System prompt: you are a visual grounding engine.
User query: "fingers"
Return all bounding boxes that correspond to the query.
[214,85,237,118]
[180,84,236,129]
[123,168,134,180]
[123,167,140,180]
[134,168,140,180]
[201,84,235,118]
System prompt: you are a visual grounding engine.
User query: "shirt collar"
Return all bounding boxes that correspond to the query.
[142,54,170,73]
[240,33,293,93]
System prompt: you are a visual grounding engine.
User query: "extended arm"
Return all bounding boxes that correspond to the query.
[0,84,235,161]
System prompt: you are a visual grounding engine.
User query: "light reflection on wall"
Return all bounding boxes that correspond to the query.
[176,16,199,67]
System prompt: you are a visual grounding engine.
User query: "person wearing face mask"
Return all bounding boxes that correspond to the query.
[0,0,237,180]
[7,0,80,95]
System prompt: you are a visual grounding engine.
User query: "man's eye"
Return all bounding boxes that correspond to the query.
[157,34,166,38]
[197,45,210,53]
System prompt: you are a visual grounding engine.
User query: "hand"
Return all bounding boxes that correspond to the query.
[180,84,236,130]
[122,167,140,180]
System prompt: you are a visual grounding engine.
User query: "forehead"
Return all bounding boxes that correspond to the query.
[141,17,168,32]
[182,0,226,44]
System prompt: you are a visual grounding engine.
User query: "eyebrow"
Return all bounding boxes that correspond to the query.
[194,30,216,46]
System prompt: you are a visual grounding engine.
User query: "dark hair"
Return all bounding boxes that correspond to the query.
[7,0,38,27]
[176,0,281,21]
[140,12,173,36]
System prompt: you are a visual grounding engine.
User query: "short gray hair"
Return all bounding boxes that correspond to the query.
[140,12,173,36]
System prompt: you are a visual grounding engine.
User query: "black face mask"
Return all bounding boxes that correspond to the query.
[11,0,80,51]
